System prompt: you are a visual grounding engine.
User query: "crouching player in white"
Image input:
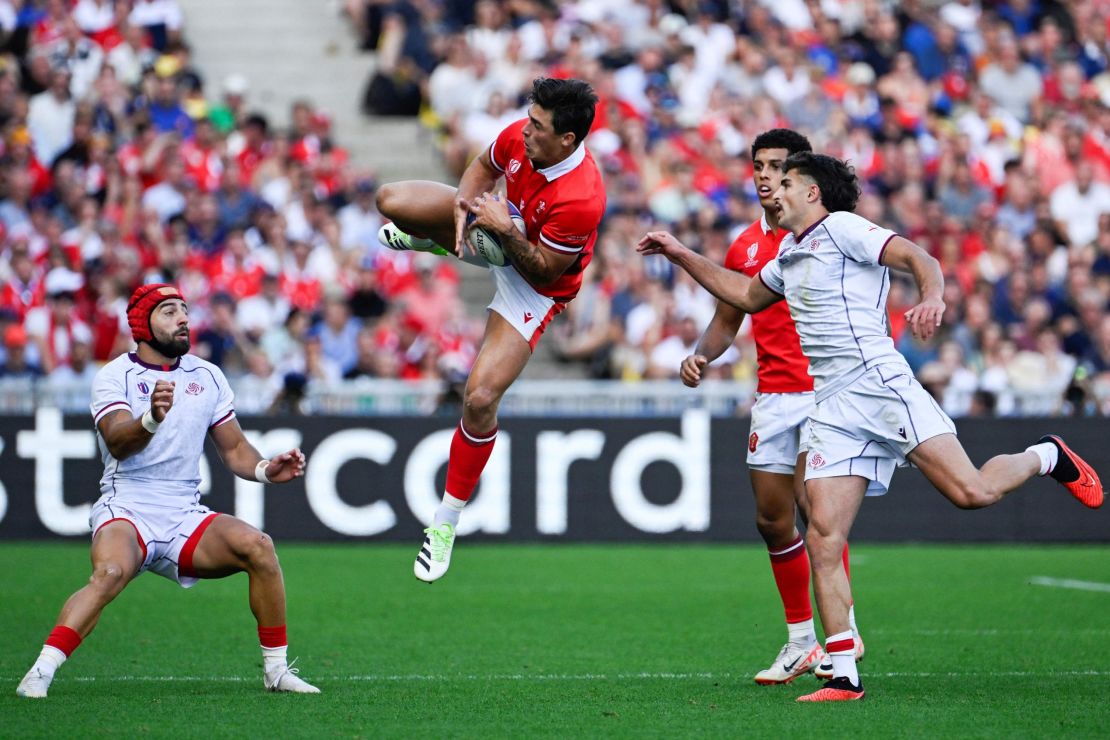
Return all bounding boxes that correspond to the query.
[16,283,320,698]
[638,152,1103,703]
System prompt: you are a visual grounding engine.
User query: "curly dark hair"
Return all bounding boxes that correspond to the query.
[529,77,598,147]
[782,152,861,213]
[750,129,812,159]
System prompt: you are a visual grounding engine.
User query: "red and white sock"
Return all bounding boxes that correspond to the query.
[259,625,288,672]
[825,630,859,685]
[34,626,81,679]
[842,544,859,635]
[436,422,497,526]
[768,535,814,643]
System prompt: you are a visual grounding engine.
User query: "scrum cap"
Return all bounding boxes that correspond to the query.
[127,283,184,343]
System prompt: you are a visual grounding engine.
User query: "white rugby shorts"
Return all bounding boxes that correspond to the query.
[747,391,815,474]
[487,265,565,351]
[90,499,221,588]
[805,364,957,496]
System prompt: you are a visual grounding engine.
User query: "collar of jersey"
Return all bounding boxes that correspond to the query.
[536,143,587,182]
[129,352,181,372]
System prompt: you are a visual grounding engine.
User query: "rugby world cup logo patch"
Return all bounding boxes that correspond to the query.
[508,159,521,175]
[186,382,204,396]
[137,381,150,395]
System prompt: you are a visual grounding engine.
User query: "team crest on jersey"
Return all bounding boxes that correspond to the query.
[536,200,546,215]
[748,432,759,453]
[186,382,204,396]
[809,239,820,251]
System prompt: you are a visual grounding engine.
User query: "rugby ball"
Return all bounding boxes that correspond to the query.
[465,198,526,267]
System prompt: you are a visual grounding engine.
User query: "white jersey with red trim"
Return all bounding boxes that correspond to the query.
[488,119,605,302]
[90,352,236,505]
[759,210,907,403]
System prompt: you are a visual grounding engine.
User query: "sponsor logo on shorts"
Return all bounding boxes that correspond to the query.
[809,452,826,469]
[748,432,759,453]
[186,382,204,396]
[523,311,534,323]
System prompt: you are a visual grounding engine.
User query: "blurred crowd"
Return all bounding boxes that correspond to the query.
[0,0,485,414]
[349,0,1110,416]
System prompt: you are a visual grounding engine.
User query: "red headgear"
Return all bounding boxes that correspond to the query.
[127,283,185,343]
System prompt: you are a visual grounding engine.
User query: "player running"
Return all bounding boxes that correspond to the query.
[374,77,606,582]
[681,130,860,685]
[16,284,320,698]
[638,152,1103,702]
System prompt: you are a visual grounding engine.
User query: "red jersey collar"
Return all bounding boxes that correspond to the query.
[536,143,587,182]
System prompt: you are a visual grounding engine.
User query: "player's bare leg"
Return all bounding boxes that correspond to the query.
[416,312,532,582]
[752,464,822,684]
[189,515,319,693]
[797,476,868,702]
[17,522,143,698]
[375,180,458,255]
[908,432,1102,509]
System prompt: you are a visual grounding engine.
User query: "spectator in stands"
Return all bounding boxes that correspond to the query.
[24,267,92,373]
[0,324,43,378]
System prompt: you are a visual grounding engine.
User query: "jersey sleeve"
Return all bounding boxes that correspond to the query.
[831,211,897,265]
[209,366,237,429]
[538,201,599,255]
[758,254,785,295]
[90,365,131,425]
[488,120,523,173]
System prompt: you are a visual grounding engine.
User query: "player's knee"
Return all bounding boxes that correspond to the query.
[949,479,995,509]
[89,563,128,595]
[463,385,499,417]
[243,532,279,571]
[375,183,401,218]
[755,511,793,545]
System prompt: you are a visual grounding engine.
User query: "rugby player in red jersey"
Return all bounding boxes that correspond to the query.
[678,130,861,684]
[374,78,605,582]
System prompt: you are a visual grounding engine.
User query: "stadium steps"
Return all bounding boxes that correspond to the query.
[177,0,580,379]
[177,0,444,183]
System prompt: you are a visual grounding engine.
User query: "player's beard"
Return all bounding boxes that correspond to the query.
[147,329,190,358]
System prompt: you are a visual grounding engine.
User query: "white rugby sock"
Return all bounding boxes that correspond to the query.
[433,493,467,528]
[787,618,817,646]
[32,646,66,679]
[1026,443,1058,476]
[262,645,288,673]
[849,604,858,634]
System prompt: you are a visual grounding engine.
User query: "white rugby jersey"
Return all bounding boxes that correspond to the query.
[759,210,910,402]
[90,352,236,505]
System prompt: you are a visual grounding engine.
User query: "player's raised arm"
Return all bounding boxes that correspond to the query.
[209,418,306,484]
[96,379,175,460]
[454,149,502,257]
[879,236,946,340]
[637,230,782,314]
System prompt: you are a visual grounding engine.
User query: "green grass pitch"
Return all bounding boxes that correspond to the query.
[1,542,1107,738]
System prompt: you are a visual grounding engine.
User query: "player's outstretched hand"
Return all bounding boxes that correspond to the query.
[150,380,175,422]
[454,196,475,258]
[680,354,708,388]
[904,296,946,340]
[636,231,689,262]
[264,448,307,484]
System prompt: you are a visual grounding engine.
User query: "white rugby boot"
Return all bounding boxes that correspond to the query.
[264,658,320,694]
[414,522,456,583]
[754,640,823,685]
[16,667,52,698]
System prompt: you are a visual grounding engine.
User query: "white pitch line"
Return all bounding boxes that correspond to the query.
[1030,576,1110,594]
[9,670,1103,684]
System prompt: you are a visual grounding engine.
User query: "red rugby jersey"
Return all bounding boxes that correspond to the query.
[724,215,813,393]
[489,119,606,302]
